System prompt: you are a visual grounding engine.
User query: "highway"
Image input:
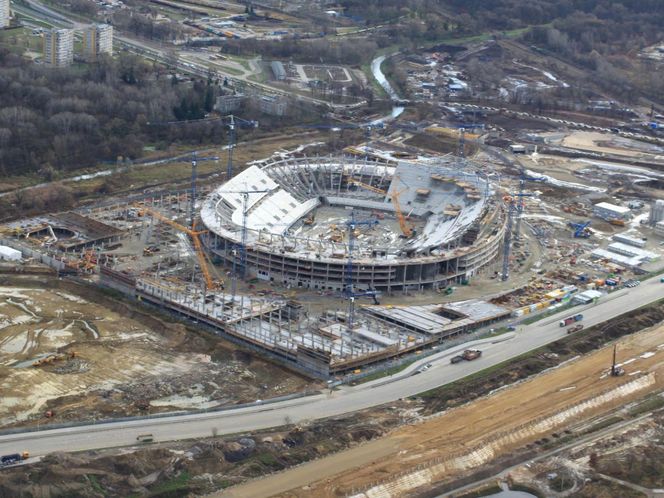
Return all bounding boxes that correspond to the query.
[1,277,662,458]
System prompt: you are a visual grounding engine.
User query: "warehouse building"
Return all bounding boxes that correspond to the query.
[593,202,631,221]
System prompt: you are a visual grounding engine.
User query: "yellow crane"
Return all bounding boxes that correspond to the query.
[139,206,222,291]
[346,176,413,238]
[346,177,387,195]
[391,187,413,238]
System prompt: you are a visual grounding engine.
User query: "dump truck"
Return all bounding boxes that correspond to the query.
[567,324,584,334]
[450,349,482,364]
[0,452,29,468]
[559,313,583,327]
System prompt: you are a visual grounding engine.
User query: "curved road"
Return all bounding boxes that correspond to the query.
[1,278,663,457]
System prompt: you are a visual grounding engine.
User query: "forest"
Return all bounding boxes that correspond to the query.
[0,50,222,178]
[340,0,664,52]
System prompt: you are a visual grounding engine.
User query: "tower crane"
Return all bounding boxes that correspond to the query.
[146,114,257,181]
[391,187,413,238]
[188,151,220,229]
[501,192,532,281]
[389,175,414,238]
[299,122,384,159]
[216,186,272,297]
[224,114,259,179]
[345,178,387,195]
[139,206,222,291]
[456,124,485,158]
[513,169,546,240]
[344,211,379,332]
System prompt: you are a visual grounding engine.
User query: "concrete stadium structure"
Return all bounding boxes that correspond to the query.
[201,155,505,292]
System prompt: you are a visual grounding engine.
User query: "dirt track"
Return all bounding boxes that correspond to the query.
[220,322,664,498]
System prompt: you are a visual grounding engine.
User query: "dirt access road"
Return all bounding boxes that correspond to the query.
[220,322,664,498]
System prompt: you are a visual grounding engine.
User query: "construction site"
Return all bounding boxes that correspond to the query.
[2,115,664,381]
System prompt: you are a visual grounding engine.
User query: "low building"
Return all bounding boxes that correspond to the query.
[214,94,245,113]
[271,61,286,81]
[572,289,602,305]
[593,202,632,221]
[43,28,74,67]
[259,95,287,116]
[0,245,21,261]
[611,233,646,248]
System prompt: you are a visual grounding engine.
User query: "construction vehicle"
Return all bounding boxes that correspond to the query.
[568,221,591,238]
[567,324,584,334]
[140,207,222,291]
[609,219,626,227]
[390,178,414,238]
[450,349,482,364]
[559,313,583,327]
[0,452,29,468]
[31,351,77,367]
[610,345,625,377]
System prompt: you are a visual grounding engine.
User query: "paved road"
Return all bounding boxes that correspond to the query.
[1,278,662,458]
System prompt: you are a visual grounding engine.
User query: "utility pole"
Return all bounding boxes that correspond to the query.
[190,151,197,229]
[226,114,235,179]
[501,192,532,281]
[344,211,379,332]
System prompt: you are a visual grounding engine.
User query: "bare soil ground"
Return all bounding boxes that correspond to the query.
[1,300,662,497]
[502,409,664,498]
[560,131,663,157]
[0,275,314,428]
[224,312,664,498]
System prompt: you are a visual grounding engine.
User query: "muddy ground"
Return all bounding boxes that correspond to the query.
[0,275,315,429]
[2,295,663,497]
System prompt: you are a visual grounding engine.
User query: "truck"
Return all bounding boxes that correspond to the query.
[559,313,583,327]
[450,349,482,364]
[136,434,154,443]
[0,452,29,468]
[567,324,584,334]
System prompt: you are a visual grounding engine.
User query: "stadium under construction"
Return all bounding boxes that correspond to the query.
[2,152,510,378]
[201,154,505,292]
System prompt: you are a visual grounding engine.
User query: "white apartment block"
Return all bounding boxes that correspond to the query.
[43,28,74,67]
[83,24,113,60]
[0,0,10,29]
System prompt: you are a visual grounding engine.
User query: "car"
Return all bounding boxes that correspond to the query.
[450,355,464,364]
[415,363,432,374]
